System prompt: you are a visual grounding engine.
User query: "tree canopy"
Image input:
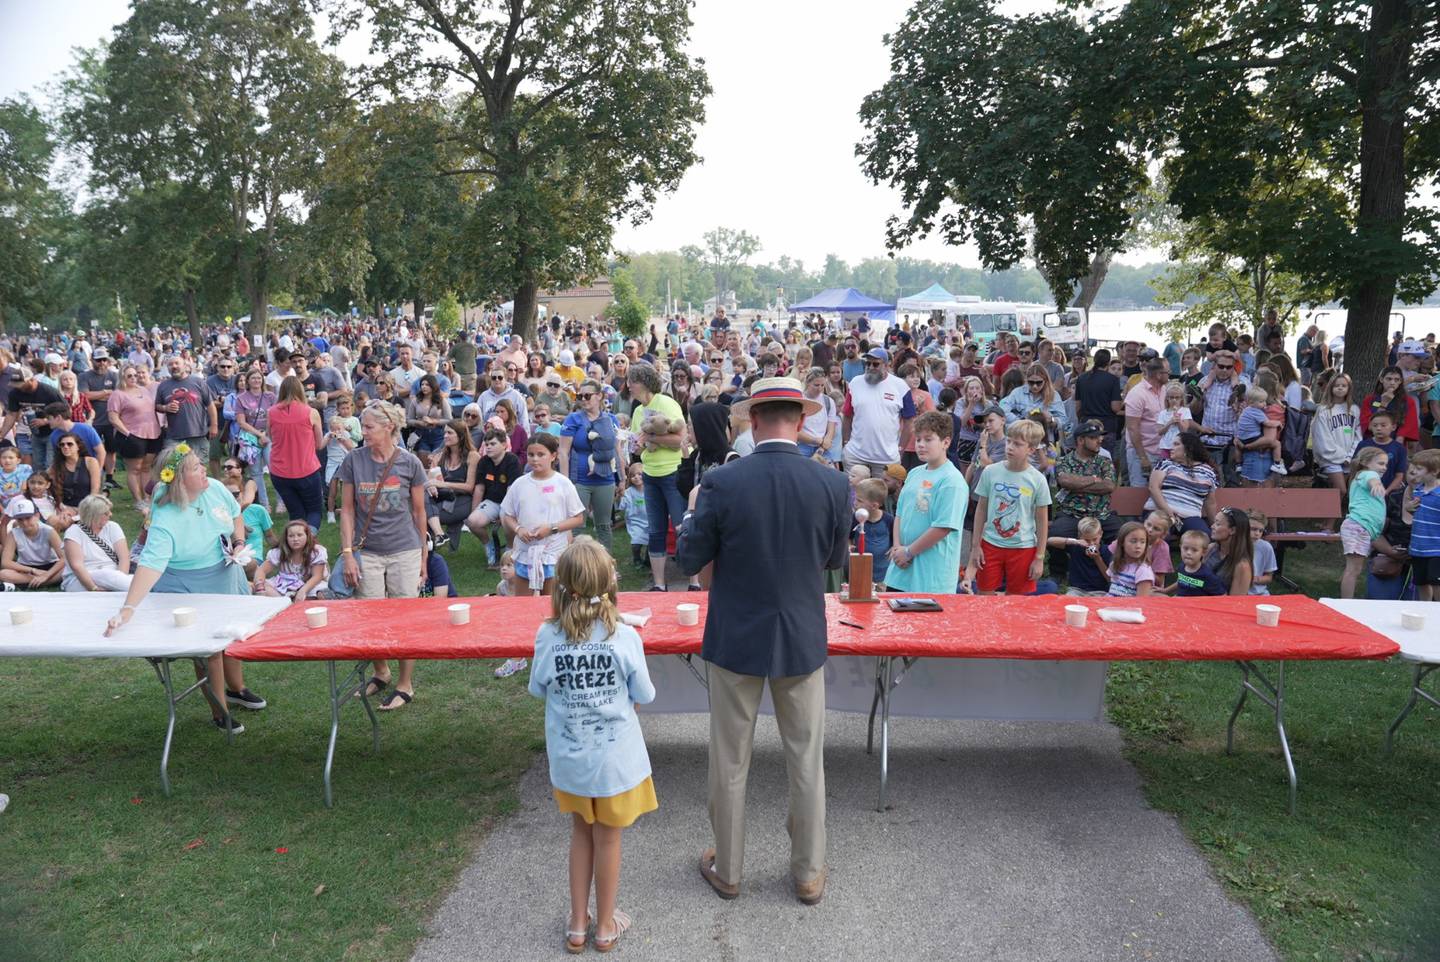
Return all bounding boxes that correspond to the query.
[858,0,1440,386]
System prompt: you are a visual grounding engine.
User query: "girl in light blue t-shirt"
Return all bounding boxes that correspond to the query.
[528,537,656,952]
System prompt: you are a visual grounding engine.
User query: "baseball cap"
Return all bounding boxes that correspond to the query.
[1074,419,1105,438]
[44,353,63,366]
[1138,348,1160,361]
[558,349,576,366]
[980,404,1005,420]
[4,498,37,520]
[1398,338,1428,356]
[865,347,890,361]
[92,348,109,360]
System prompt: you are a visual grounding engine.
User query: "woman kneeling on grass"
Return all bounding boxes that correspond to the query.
[527,537,656,953]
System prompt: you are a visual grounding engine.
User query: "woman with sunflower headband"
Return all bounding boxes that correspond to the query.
[103,442,265,733]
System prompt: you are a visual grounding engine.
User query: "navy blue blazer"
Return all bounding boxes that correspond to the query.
[676,440,851,678]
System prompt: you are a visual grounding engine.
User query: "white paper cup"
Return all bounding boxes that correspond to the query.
[9,607,32,626]
[1065,604,1088,628]
[172,607,197,628]
[305,607,328,629]
[676,603,700,626]
[1256,604,1281,628]
[448,603,471,625]
[1400,610,1425,631]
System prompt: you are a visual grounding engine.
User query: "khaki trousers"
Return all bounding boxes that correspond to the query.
[707,662,826,886]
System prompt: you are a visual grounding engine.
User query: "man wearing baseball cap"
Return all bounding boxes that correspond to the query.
[678,377,850,906]
[1050,419,1122,571]
[841,347,915,479]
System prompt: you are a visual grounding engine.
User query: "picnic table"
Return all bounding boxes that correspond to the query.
[0,593,292,795]
[228,593,1397,811]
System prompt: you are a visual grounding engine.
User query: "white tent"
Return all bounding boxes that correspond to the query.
[896,283,960,315]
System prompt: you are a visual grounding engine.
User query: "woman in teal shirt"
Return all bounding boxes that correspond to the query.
[104,443,264,731]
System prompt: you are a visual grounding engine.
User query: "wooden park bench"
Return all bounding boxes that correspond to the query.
[1106,485,1342,591]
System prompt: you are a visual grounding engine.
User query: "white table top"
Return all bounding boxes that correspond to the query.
[0,593,292,659]
[1320,599,1440,664]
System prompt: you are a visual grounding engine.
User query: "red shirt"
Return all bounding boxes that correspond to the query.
[993,352,1020,380]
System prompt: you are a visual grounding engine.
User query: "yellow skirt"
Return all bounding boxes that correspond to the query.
[554,777,658,828]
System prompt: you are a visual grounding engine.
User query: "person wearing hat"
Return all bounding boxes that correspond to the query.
[0,497,64,590]
[38,353,65,390]
[1049,419,1123,577]
[81,349,120,489]
[841,347,916,479]
[677,377,850,906]
[0,366,64,473]
[553,349,585,388]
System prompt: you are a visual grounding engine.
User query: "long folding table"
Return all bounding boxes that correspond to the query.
[0,593,291,795]
[228,593,1397,811]
[1319,598,1439,754]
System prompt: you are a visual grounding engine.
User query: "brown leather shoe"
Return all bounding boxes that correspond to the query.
[699,848,739,900]
[794,867,827,905]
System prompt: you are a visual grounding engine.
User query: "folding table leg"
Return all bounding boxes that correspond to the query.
[324,659,382,808]
[866,657,884,756]
[1385,663,1439,756]
[1225,660,1297,815]
[876,657,893,812]
[148,657,231,797]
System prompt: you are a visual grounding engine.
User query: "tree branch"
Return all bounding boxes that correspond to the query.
[437,166,498,177]
[414,0,497,110]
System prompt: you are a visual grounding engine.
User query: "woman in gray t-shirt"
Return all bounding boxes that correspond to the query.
[337,400,427,709]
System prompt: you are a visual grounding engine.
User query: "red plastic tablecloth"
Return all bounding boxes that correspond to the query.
[226,593,1397,663]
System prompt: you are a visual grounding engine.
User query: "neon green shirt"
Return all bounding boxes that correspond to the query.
[636,393,685,478]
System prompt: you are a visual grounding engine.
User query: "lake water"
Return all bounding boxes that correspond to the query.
[1089,307,1440,353]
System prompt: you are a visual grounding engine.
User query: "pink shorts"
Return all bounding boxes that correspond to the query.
[1339,518,1373,556]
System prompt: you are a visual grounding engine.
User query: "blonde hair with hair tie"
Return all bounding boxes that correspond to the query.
[548,537,620,643]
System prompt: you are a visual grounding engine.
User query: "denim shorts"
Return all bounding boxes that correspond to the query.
[1239,448,1273,482]
[514,560,555,581]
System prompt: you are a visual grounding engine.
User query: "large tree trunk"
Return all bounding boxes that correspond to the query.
[182,288,202,348]
[1345,0,1411,391]
[512,281,539,343]
[412,292,426,330]
[247,289,268,344]
[1072,250,1114,312]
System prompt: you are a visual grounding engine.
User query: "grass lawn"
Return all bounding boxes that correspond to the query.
[2,480,1438,961]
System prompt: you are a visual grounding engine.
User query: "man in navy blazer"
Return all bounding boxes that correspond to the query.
[677,377,850,906]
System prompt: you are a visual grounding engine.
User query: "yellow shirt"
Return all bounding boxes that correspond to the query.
[636,393,685,477]
[555,363,586,387]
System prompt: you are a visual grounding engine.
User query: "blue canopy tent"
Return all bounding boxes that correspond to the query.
[787,288,893,313]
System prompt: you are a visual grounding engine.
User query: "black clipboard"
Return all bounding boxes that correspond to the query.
[886,597,943,612]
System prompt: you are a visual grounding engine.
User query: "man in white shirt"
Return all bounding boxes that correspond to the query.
[388,345,423,399]
[841,348,916,478]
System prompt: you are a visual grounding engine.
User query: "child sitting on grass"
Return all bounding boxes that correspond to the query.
[1107,521,1155,597]
[527,537,655,954]
[1166,529,1228,596]
[1048,516,1110,596]
[252,519,328,600]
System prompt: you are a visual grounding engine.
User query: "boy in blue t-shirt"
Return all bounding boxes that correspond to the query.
[1403,449,1440,602]
[1047,516,1111,596]
[1356,410,1408,493]
[885,411,969,594]
[851,477,893,585]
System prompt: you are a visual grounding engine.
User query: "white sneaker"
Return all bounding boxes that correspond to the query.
[1,583,13,592]
[0,793,9,815]
[1270,462,1288,476]
[326,512,336,524]
[494,658,528,678]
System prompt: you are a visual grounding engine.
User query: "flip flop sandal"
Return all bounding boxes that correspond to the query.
[593,909,631,954]
[363,675,390,698]
[378,690,413,711]
[563,914,592,954]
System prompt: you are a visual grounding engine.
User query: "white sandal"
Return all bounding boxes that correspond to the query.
[594,909,631,953]
[563,914,592,954]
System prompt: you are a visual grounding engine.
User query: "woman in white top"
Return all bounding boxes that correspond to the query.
[62,494,132,592]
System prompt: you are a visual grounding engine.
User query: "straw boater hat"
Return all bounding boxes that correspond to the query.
[733,376,822,417]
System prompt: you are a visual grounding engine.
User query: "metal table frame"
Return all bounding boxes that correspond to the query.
[145,656,235,796]
[865,656,1303,815]
[1384,661,1438,755]
[318,659,383,807]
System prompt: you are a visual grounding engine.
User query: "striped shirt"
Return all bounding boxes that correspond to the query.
[1201,374,1250,449]
[1151,459,1219,520]
[1412,484,1440,558]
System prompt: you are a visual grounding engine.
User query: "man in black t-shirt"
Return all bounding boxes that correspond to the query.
[81,350,121,486]
[0,367,64,471]
[1073,348,1125,454]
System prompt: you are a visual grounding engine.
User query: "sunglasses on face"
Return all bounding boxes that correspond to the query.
[490,375,505,381]
[863,360,882,368]
[224,463,241,470]
[1215,363,1234,370]
[59,441,77,448]
[576,392,595,400]
[1027,379,1044,387]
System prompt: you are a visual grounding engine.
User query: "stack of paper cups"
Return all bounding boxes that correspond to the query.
[448,603,471,625]
[1256,604,1281,628]
[1064,604,1088,628]
[1400,610,1425,631]
[9,607,32,625]
[173,607,197,627]
[677,603,700,626]
[305,607,328,628]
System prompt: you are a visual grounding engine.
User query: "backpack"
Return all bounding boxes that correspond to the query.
[1282,404,1313,471]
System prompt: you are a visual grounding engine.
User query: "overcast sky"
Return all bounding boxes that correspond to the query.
[2,0,1146,272]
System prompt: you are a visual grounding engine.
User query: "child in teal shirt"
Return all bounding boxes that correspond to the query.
[884,411,969,594]
[967,419,1052,594]
[1339,445,1388,599]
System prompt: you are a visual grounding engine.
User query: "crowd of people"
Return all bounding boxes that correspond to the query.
[0,307,1436,720]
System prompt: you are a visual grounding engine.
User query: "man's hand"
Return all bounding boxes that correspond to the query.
[1028,555,1044,583]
